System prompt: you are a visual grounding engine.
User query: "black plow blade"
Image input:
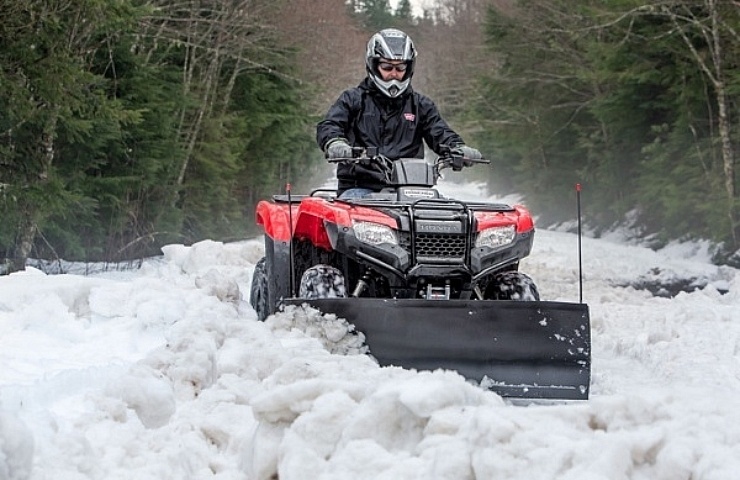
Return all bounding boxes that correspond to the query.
[282,298,591,400]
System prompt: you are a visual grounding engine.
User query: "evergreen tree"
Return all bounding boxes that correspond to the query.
[351,0,396,30]
[474,0,740,258]
[0,0,150,269]
[0,0,322,271]
[395,0,414,22]
[56,36,188,260]
[474,1,603,224]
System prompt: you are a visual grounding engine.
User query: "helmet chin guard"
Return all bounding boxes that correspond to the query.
[366,29,417,98]
[374,77,408,98]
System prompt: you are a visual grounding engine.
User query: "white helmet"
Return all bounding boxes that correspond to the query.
[365,28,417,98]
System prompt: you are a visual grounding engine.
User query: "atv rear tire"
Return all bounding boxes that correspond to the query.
[250,257,270,321]
[299,265,347,299]
[486,271,540,301]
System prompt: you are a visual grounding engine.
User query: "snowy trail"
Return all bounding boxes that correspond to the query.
[1,198,740,479]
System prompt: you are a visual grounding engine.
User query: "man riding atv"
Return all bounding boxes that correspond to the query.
[317,28,483,199]
[249,29,591,400]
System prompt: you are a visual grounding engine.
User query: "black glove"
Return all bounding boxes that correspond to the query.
[325,138,352,159]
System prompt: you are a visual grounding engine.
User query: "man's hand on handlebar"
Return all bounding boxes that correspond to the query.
[452,145,483,166]
[326,146,375,164]
[325,138,353,160]
[439,144,488,171]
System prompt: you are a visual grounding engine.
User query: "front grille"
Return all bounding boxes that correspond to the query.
[415,233,467,261]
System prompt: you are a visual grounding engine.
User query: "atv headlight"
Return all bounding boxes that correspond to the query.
[475,225,516,249]
[352,221,398,245]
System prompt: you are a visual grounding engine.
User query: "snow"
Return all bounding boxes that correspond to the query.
[2,184,740,480]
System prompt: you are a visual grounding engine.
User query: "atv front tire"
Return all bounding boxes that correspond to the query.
[486,271,540,301]
[250,257,270,321]
[299,265,347,299]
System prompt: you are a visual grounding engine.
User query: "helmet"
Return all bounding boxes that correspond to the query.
[365,28,417,98]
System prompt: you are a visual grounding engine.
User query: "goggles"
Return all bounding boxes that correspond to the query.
[378,62,408,73]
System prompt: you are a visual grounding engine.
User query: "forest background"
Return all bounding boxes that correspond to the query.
[2,0,740,273]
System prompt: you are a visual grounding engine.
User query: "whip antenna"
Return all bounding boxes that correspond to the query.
[576,183,583,303]
[287,183,295,298]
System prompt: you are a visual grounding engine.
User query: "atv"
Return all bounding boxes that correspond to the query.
[250,147,590,400]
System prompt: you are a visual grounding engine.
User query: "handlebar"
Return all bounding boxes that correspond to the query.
[326,146,489,172]
[326,146,375,164]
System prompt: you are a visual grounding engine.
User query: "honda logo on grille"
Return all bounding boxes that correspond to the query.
[416,220,463,234]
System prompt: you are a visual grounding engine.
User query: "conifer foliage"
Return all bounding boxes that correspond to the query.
[0,0,317,271]
[3,0,739,271]
[474,0,740,261]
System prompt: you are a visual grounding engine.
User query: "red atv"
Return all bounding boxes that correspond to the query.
[251,148,590,400]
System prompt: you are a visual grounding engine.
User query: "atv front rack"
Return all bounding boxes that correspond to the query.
[282,298,591,400]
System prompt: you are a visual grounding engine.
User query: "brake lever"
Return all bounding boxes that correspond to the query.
[436,153,490,172]
[451,154,465,171]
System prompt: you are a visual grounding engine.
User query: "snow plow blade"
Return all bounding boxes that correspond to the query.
[283,298,590,400]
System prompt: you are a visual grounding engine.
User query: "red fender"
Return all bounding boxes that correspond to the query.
[256,197,397,250]
[473,204,534,234]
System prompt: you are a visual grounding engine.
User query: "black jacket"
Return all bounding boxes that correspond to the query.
[316,78,464,194]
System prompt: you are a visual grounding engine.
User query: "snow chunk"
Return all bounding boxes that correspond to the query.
[106,365,175,428]
[0,411,34,480]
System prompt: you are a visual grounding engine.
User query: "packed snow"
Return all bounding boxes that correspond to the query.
[1,179,739,480]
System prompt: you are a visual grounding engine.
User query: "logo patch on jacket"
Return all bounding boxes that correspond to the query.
[404,113,416,121]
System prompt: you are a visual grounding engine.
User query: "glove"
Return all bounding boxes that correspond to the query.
[453,145,482,166]
[325,138,352,159]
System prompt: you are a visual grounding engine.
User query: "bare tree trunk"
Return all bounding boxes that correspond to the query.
[8,111,58,273]
[665,0,737,244]
[716,84,737,242]
[709,2,737,244]
[218,57,242,117]
[9,214,37,273]
[178,46,220,187]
